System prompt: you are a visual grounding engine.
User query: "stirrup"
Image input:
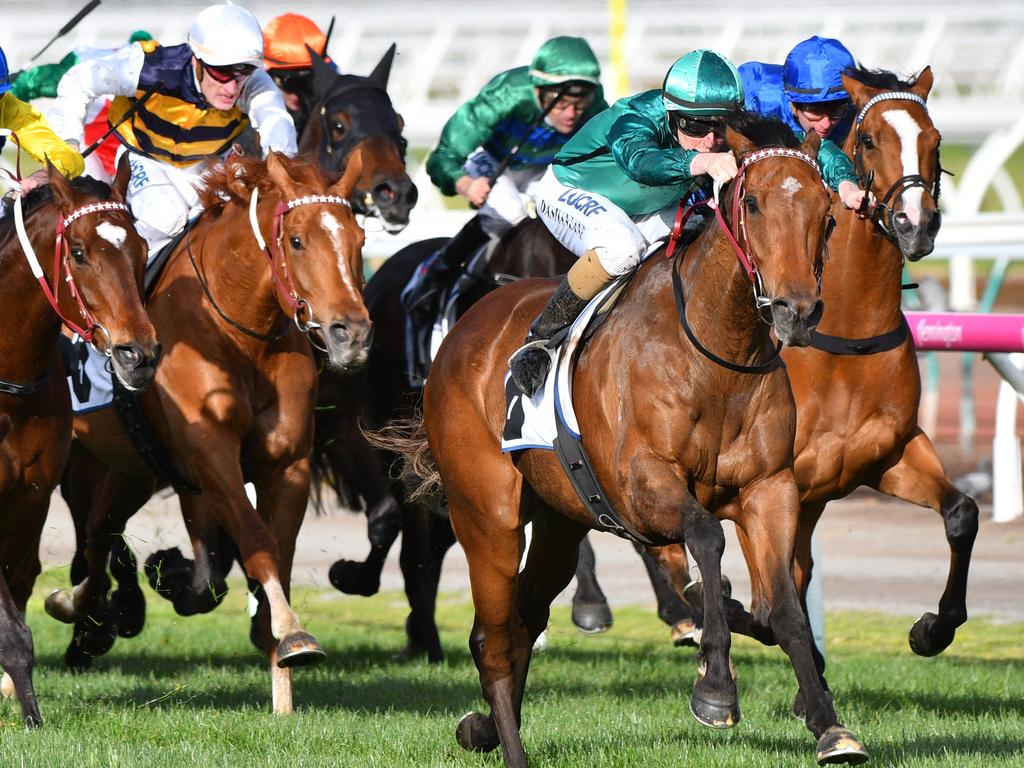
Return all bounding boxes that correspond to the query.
[508,339,555,397]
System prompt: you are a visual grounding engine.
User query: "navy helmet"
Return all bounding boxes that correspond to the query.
[783,36,855,104]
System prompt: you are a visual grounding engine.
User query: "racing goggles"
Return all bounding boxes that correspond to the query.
[677,115,727,138]
[796,100,851,121]
[269,68,314,92]
[201,61,257,84]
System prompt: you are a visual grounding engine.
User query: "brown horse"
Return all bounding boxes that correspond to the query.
[418,120,867,765]
[0,162,159,726]
[650,67,975,685]
[44,152,370,714]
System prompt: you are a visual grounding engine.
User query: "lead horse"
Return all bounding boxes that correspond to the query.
[416,120,868,765]
[0,162,159,726]
[45,153,370,713]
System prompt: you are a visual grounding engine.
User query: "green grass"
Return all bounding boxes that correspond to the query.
[2,570,1021,767]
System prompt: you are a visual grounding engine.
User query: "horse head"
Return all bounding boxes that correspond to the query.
[725,119,831,347]
[842,66,941,260]
[258,151,372,369]
[303,45,418,233]
[45,159,161,389]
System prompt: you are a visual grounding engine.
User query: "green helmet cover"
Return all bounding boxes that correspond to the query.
[129,30,153,43]
[529,36,601,87]
[662,49,744,116]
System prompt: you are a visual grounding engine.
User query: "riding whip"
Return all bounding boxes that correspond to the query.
[80,81,160,159]
[27,0,102,65]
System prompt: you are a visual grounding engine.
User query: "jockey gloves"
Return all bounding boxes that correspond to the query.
[188,4,264,68]
[528,37,601,88]
[663,49,744,117]
[263,13,331,71]
[783,36,856,104]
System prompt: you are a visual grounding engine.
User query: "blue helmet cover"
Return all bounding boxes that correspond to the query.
[0,46,10,95]
[783,36,855,103]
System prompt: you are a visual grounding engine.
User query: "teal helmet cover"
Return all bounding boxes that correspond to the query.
[529,36,601,88]
[662,49,744,116]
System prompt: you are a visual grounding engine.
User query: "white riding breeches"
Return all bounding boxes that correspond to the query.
[534,167,676,276]
[124,150,209,262]
[464,149,546,237]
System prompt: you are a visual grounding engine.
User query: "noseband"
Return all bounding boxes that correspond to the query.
[248,188,353,340]
[852,91,942,241]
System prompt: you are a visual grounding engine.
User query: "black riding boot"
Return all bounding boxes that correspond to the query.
[404,216,489,324]
[508,276,589,397]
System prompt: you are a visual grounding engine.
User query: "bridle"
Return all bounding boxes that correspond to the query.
[666,147,828,374]
[247,187,354,343]
[851,91,943,241]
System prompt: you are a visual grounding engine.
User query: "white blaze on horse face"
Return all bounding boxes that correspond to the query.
[781,176,802,199]
[882,109,924,225]
[96,222,128,249]
[319,211,358,290]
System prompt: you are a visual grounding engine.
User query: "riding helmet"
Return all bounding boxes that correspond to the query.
[188,4,264,67]
[263,13,331,70]
[662,49,744,115]
[528,36,601,88]
[783,36,856,103]
[0,47,10,95]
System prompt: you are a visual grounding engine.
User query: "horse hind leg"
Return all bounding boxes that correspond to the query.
[570,534,613,634]
[396,502,456,663]
[875,429,979,656]
[328,495,401,597]
[109,535,145,638]
[636,542,698,646]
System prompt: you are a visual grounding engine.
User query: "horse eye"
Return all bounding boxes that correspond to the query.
[70,246,87,264]
[333,122,347,136]
[861,134,875,150]
[744,196,759,214]
[289,235,303,250]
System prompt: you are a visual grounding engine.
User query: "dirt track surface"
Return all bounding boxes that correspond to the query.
[39,486,1024,623]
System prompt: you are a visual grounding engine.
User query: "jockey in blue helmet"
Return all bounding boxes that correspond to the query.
[739,36,869,211]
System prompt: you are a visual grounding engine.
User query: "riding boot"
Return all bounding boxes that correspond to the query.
[403,216,490,325]
[508,249,612,397]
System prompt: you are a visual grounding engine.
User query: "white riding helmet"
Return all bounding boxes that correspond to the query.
[187,4,264,67]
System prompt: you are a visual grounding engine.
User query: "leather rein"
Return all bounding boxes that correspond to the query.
[666,147,826,374]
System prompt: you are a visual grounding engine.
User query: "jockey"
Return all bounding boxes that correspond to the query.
[48,3,296,259]
[262,13,331,136]
[0,45,84,195]
[508,49,745,397]
[739,36,867,209]
[11,32,158,182]
[403,36,608,321]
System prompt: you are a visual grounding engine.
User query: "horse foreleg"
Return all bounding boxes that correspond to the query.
[737,478,868,764]
[637,543,696,645]
[873,428,979,656]
[397,501,456,663]
[0,574,40,727]
[570,534,613,634]
[328,494,402,596]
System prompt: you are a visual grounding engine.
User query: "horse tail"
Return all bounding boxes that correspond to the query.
[361,413,443,506]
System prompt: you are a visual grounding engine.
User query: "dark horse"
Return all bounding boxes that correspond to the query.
[45,153,370,713]
[312,219,573,661]
[415,121,869,765]
[590,67,975,687]
[0,162,159,726]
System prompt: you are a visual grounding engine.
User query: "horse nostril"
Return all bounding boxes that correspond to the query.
[113,345,141,368]
[373,184,396,204]
[892,211,913,233]
[927,211,942,236]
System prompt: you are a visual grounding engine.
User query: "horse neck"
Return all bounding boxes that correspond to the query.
[198,204,285,337]
[817,204,906,337]
[679,223,772,366]
[0,204,67,381]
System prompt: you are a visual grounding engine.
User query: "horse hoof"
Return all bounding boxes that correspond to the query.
[328,559,381,597]
[455,711,499,752]
[689,688,740,729]
[276,631,326,668]
[816,726,869,765]
[671,618,698,647]
[908,612,955,657]
[571,600,613,634]
[110,584,146,638]
[44,589,77,624]
[64,641,94,673]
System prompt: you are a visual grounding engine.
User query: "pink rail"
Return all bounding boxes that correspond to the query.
[906,311,1024,352]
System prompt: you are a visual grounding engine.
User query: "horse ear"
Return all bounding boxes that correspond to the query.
[841,73,873,109]
[308,45,338,99]
[801,129,822,157]
[368,43,396,90]
[266,150,298,199]
[111,153,131,202]
[725,126,754,158]
[910,66,934,101]
[46,158,76,212]
[329,144,363,200]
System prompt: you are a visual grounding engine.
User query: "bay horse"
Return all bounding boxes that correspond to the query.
[642,67,975,692]
[300,47,417,232]
[0,162,160,726]
[44,152,370,714]
[418,120,869,765]
[312,221,573,662]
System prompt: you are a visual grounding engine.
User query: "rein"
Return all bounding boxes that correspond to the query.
[852,91,944,242]
[666,147,824,373]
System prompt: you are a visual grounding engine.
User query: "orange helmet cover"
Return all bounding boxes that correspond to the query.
[263,13,329,70]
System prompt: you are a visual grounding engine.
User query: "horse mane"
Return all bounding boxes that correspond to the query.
[198,155,330,215]
[728,110,802,149]
[0,175,114,234]
[844,65,918,92]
